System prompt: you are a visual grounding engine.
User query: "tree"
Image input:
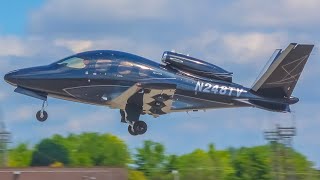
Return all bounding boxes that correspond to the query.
[135,140,166,178]
[31,139,69,166]
[165,155,179,173]
[8,143,32,167]
[74,133,129,166]
[51,133,130,167]
[129,170,147,180]
[176,149,214,180]
[5,133,318,180]
[268,144,317,180]
[231,146,271,180]
[51,134,93,166]
[207,144,235,179]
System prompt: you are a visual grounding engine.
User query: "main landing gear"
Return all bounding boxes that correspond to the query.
[127,121,148,136]
[36,100,48,122]
[120,104,148,136]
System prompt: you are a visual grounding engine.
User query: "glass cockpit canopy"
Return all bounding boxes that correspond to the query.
[56,56,87,69]
[53,50,157,73]
[55,56,115,70]
[54,51,118,69]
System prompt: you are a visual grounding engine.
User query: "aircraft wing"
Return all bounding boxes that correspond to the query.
[109,82,176,117]
[109,84,141,108]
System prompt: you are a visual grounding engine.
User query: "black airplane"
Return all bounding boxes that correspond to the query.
[4,43,314,135]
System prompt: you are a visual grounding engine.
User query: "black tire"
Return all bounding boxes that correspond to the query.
[36,110,48,122]
[128,126,138,136]
[133,121,148,135]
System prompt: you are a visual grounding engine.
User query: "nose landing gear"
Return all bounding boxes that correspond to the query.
[36,100,48,122]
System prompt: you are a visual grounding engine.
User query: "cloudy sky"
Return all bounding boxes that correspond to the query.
[0,0,319,168]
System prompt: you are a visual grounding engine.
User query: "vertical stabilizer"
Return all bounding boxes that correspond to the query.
[251,43,314,98]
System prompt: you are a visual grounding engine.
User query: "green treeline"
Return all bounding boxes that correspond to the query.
[5,133,319,180]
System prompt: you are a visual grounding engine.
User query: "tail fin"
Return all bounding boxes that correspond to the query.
[251,43,314,98]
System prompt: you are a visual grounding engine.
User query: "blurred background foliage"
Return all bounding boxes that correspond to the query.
[5,132,319,180]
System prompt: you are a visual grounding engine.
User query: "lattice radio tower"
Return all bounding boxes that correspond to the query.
[264,123,296,180]
[0,108,11,167]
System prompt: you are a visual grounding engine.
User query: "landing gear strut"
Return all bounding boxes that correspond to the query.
[121,104,148,136]
[36,100,48,122]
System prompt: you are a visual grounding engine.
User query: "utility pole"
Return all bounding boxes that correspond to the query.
[264,124,296,180]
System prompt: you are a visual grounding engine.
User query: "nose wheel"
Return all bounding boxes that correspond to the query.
[36,110,48,122]
[36,100,48,122]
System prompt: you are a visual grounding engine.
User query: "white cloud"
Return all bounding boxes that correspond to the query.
[54,39,93,53]
[176,30,288,65]
[31,0,169,22]
[53,37,163,60]
[6,105,37,123]
[65,109,116,132]
[0,59,14,72]
[178,121,210,133]
[225,0,320,27]
[27,0,221,39]
[29,0,320,37]
[0,36,30,57]
[0,91,8,101]
[177,30,219,52]
[90,37,163,59]
[25,0,319,66]
[0,31,289,69]
[37,106,117,136]
[222,32,288,64]
[0,35,70,58]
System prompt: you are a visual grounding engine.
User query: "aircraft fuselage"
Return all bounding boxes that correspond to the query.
[4,50,260,112]
[5,44,311,135]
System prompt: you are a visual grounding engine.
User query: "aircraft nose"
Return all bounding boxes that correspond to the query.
[4,70,18,86]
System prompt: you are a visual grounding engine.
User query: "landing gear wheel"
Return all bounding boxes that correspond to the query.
[133,121,148,135]
[128,126,138,136]
[36,110,48,122]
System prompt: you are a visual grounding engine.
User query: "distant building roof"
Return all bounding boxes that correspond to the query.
[0,167,127,180]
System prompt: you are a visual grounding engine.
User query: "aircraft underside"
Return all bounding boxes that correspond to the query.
[51,84,247,111]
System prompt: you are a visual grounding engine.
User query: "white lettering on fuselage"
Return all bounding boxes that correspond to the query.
[195,81,247,97]
[195,81,204,92]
